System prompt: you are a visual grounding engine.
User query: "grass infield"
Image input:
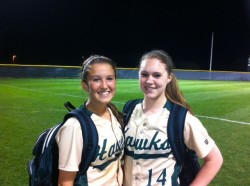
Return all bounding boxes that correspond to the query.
[0,78,249,185]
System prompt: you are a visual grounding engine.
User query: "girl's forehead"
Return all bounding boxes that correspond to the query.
[88,63,115,75]
[90,63,113,70]
[140,58,167,71]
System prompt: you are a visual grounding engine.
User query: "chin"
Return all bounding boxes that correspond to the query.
[100,97,112,103]
[144,94,157,99]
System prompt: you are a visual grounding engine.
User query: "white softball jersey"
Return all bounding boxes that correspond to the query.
[123,102,215,186]
[56,107,124,186]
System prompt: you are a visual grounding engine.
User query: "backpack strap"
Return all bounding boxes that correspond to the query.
[64,101,76,111]
[123,99,143,125]
[167,102,188,165]
[64,106,99,174]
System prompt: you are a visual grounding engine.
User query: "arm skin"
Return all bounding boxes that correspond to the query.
[58,170,77,186]
[190,144,223,186]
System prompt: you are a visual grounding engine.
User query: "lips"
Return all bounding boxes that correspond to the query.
[145,86,155,90]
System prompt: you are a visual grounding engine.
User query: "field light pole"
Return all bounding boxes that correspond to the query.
[209,32,214,71]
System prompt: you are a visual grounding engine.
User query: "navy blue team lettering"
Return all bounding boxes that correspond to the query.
[96,139,108,161]
[125,131,171,151]
[93,136,124,170]
[94,136,124,163]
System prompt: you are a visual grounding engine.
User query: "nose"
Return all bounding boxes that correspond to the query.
[146,75,153,84]
[101,80,108,88]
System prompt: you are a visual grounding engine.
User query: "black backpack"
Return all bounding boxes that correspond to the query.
[27,102,99,186]
[123,99,200,186]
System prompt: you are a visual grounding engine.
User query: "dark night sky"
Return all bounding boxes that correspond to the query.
[0,0,249,71]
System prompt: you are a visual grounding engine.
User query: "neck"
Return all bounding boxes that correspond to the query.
[142,96,167,115]
[85,101,111,120]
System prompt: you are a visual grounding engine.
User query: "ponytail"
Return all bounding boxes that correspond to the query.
[107,103,124,129]
[166,74,194,115]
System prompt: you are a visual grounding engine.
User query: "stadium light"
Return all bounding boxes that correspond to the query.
[12,55,16,63]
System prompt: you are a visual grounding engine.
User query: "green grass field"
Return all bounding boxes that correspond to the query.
[0,78,250,185]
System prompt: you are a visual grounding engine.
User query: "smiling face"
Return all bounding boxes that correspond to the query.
[139,57,172,100]
[82,63,116,106]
